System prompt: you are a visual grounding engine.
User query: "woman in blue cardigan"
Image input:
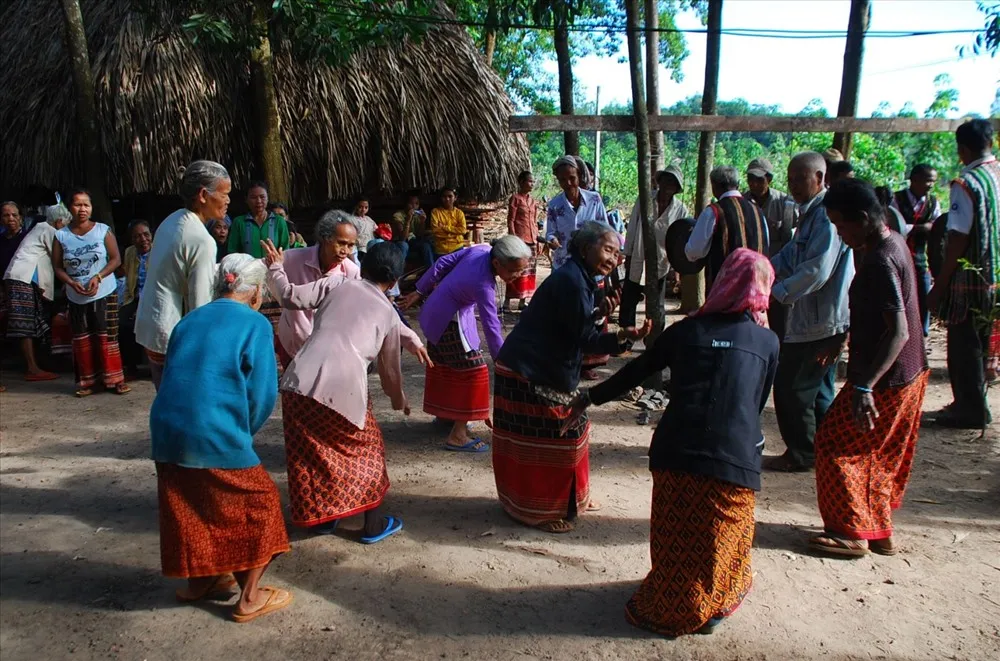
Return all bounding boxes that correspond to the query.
[150,253,291,624]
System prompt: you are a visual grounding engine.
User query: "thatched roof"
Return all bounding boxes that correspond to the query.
[0,0,529,205]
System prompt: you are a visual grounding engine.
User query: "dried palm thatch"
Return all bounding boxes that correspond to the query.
[0,0,529,204]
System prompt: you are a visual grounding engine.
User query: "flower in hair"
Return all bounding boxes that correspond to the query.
[224,272,237,284]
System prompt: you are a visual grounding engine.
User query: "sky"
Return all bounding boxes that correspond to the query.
[561,0,999,117]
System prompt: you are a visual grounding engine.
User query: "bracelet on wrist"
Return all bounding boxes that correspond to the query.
[853,385,873,393]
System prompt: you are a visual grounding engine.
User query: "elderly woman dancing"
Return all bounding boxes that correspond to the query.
[809,179,929,558]
[493,222,650,533]
[4,203,71,381]
[151,254,290,623]
[272,211,360,368]
[398,236,532,451]
[265,240,429,542]
[136,160,230,388]
[573,248,779,636]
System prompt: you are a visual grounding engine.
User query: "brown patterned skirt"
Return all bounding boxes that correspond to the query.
[156,462,290,578]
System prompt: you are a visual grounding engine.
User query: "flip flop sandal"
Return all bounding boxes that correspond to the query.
[585,500,603,513]
[310,519,340,536]
[25,371,59,382]
[75,388,93,398]
[360,516,403,544]
[869,538,899,556]
[537,519,575,534]
[112,384,132,395]
[176,575,239,603]
[231,587,293,623]
[444,438,490,453]
[808,535,869,557]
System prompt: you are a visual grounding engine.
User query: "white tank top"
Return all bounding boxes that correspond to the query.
[56,223,118,304]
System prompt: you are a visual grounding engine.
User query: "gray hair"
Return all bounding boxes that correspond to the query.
[214,253,267,299]
[316,209,360,243]
[490,235,532,264]
[552,155,579,176]
[179,160,230,205]
[569,220,618,258]
[791,151,828,175]
[709,165,740,190]
[45,203,72,226]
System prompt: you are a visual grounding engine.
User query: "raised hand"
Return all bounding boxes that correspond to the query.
[260,239,284,266]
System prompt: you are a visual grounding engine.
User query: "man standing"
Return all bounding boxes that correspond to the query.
[767,152,854,472]
[927,119,999,429]
[620,167,689,328]
[891,164,941,337]
[227,181,290,259]
[746,158,798,340]
[685,165,768,292]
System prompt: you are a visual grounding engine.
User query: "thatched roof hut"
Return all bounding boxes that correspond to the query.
[0,0,529,206]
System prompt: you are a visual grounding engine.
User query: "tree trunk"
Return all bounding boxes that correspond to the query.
[625,0,664,389]
[832,0,870,158]
[554,21,579,156]
[684,0,723,313]
[250,1,289,203]
[484,29,497,67]
[59,0,112,223]
[644,0,664,173]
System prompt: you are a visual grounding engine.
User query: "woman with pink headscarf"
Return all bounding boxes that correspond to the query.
[569,248,779,638]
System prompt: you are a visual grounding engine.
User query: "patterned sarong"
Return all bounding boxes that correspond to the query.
[506,253,537,300]
[625,469,755,637]
[156,462,290,578]
[491,363,591,525]
[3,279,51,339]
[423,321,491,421]
[69,294,124,389]
[281,391,390,527]
[815,371,929,541]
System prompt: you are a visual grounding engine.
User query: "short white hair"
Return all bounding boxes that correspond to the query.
[45,203,71,225]
[215,253,267,298]
[491,235,532,264]
[316,209,360,242]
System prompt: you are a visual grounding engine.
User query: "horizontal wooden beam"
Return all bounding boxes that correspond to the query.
[509,114,1000,134]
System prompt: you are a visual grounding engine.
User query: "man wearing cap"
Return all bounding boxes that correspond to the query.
[621,167,690,327]
[746,157,798,341]
[684,165,768,292]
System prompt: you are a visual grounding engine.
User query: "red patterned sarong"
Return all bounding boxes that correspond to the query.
[506,253,537,300]
[145,349,166,368]
[281,391,390,527]
[625,469,755,637]
[423,321,491,421]
[69,294,124,389]
[815,371,929,541]
[491,363,591,525]
[156,462,289,578]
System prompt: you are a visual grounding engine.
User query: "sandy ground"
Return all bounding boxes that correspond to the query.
[1,284,999,661]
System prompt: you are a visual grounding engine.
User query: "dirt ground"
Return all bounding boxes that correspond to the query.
[1,275,999,661]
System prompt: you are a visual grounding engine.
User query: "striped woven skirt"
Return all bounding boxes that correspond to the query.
[281,391,390,527]
[156,462,290,578]
[423,321,491,421]
[815,371,928,541]
[69,294,124,389]
[625,469,755,637]
[491,363,591,525]
[3,279,51,340]
[506,253,537,300]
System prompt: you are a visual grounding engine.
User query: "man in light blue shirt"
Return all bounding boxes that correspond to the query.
[766,151,855,472]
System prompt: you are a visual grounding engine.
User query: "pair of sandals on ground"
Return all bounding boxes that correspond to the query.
[809,534,897,558]
[76,382,131,397]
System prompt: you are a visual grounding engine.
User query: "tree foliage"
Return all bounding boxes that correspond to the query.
[962,0,1000,57]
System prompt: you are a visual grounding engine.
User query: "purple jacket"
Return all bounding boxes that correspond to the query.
[415,245,503,359]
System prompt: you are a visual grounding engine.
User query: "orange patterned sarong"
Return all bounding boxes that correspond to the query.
[814,371,929,541]
[625,470,755,637]
[156,463,289,578]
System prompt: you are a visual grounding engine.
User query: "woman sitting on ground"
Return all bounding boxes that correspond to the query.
[264,240,430,542]
[52,189,129,396]
[492,221,650,533]
[398,236,532,452]
[3,203,71,382]
[150,253,291,623]
[809,178,929,558]
[573,247,779,636]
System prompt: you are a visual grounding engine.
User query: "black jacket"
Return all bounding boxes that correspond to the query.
[589,312,779,491]
[498,255,624,393]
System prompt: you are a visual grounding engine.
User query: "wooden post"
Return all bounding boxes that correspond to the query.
[594,86,602,191]
[554,19,579,156]
[832,0,870,159]
[250,0,289,204]
[684,0,723,313]
[625,0,665,387]
[59,0,112,222]
[645,0,664,172]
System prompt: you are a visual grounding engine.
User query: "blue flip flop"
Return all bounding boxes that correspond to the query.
[444,438,490,453]
[360,516,403,544]
[311,519,340,535]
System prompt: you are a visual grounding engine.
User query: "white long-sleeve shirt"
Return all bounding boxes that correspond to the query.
[684,190,746,261]
[135,209,218,354]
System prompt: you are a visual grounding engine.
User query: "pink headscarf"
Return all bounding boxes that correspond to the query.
[691,248,774,327]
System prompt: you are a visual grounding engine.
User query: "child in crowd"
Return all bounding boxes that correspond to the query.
[353,197,377,260]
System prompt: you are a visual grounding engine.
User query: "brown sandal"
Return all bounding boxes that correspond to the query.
[537,519,575,534]
[869,537,898,556]
[584,500,603,513]
[75,388,93,398]
[809,535,869,557]
[232,587,293,623]
[175,574,239,603]
[113,383,132,395]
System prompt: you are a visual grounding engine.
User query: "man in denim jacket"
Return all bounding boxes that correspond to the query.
[766,151,855,471]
